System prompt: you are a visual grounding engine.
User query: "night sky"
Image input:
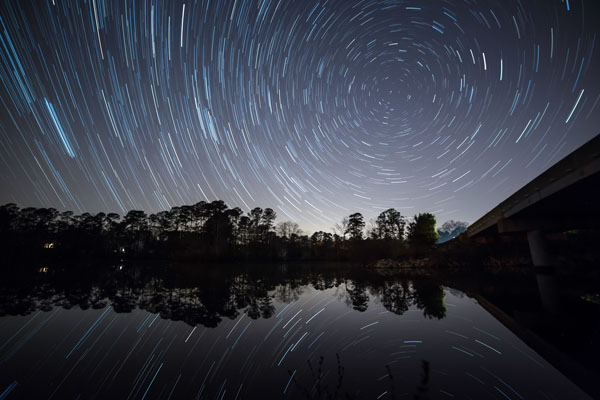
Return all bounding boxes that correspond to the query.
[1,0,598,233]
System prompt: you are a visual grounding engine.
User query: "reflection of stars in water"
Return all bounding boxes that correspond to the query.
[0,280,589,398]
[0,0,599,231]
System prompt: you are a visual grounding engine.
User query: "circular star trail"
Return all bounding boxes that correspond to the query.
[1,0,599,231]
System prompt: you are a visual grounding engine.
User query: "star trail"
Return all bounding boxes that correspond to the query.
[0,270,593,399]
[1,0,599,231]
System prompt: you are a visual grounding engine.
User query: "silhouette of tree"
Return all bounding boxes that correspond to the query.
[121,210,149,252]
[248,207,276,244]
[249,207,264,242]
[310,231,333,244]
[201,201,241,258]
[276,221,302,238]
[0,203,19,232]
[190,201,207,230]
[261,208,276,239]
[345,213,365,240]
[149,211,171,240]
[105,212,121,231]
[406,213,439,249]
[237,215,251,246]
[374,208,405,240]
[334,217,349,240]
[122,210,148,233]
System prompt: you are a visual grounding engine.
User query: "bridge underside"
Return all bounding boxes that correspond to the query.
[496,171,600,235]
[466,134,600,267]
[470,170,599,266]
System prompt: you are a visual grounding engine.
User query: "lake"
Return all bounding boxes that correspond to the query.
[0,262,595,399]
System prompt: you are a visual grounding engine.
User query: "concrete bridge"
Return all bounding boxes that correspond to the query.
[466,134,600,266]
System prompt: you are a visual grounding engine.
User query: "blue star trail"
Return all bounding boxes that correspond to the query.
[1,0,599,231]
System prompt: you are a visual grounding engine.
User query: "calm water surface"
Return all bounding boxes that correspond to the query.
[0,263,593,399]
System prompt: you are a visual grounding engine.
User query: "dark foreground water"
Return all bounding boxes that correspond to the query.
[0,263,594,399]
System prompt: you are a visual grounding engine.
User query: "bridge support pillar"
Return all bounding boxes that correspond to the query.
[528,230,559,313]
[535,268,560,314]
[527,230,551,266]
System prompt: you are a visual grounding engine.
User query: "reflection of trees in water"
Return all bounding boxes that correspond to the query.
[344,280,370,312]
[411,281,446,319]
[273,280,306,304]
[380,280,411,315]
[349,278,446,319]
[0,264,447,326]
[232,274,275,319]
[311,274,340,291]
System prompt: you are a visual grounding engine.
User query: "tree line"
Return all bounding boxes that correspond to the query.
[0,201,465,262]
